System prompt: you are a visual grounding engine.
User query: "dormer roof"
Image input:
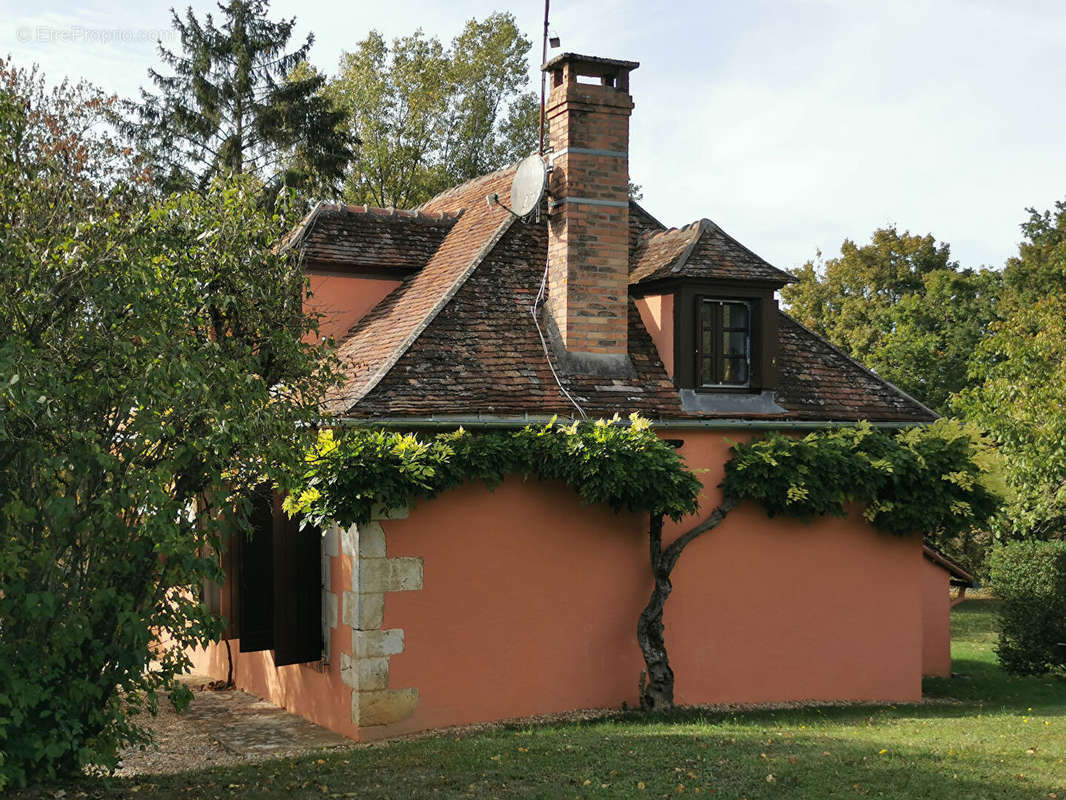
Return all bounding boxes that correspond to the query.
[630,218,795,288]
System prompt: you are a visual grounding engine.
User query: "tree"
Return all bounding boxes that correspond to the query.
[957,200,1066,540]
[782,227,1001,414]
[131,0,352,197]
[327,12,538,209]
[0,62,337,785]
[286,418,998,714]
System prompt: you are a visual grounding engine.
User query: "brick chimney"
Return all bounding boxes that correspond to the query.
[543,53,639,376]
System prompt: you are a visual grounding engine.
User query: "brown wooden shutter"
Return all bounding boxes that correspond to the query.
[272,494,323,667]
[237,486,275,652]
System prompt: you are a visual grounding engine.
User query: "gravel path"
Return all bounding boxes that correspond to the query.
[114,677,352,777]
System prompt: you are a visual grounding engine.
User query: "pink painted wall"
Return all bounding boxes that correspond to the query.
[921,557,953,677]
[187,541,359,739]
[635,294,674,377]
[306,272,401,342]
[373,429,922,738]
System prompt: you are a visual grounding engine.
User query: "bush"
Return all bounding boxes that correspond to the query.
[988,541,1066,675]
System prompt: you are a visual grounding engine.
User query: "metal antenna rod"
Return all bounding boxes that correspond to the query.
[538,0,549,155]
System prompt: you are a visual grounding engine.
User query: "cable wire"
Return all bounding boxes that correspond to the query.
[531,251,588,420]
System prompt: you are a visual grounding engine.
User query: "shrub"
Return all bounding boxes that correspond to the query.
[988,541,1066,675]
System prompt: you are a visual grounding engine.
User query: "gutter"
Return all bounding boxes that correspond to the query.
[328,415,928,431]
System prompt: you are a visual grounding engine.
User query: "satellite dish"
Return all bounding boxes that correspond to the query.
[510,155,547,217]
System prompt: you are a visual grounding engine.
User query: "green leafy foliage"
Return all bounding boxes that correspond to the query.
[0,65,336,787]
[326,12,537,208]
[285,415,703,528]
[956,200,1066,541]
[130,0,353,196]
[721,421,1001,540]
[782,227,1001,414]
[988,541,1066,675]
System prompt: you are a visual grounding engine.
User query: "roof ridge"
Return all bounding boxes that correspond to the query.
[669,219,707,274]
[314,203,463,224]
[416,164,519,212]
[777,310,939,421]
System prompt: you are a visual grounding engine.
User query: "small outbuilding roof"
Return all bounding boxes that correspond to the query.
[923,546,975,587]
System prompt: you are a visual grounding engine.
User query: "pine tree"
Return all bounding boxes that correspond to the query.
[132,0,352,197]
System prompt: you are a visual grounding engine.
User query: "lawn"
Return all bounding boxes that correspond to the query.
[27,599,1066,799]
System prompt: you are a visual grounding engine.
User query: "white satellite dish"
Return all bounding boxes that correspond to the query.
[509,155,547,217]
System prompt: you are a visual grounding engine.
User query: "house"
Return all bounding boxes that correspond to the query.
[921,546,975,678]
[189,53,947,741]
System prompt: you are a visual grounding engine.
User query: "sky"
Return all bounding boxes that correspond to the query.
[3,0,1065,272]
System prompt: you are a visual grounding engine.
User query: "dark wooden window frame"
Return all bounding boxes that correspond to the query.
[642,280,780,393]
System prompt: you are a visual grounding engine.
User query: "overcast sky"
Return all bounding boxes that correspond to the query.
[3,0,1064,271]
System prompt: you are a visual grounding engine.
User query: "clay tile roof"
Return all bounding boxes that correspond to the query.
[775,313,938,422]
[630,218,795,286]
[309,168,934,424]
[348,218,682,419]
[325,166,518,414]
[284,203,460,271]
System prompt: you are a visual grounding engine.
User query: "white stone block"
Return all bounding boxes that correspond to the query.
[353,688,418,727]
[324,525,340,558]
[353,628,404,658]
[357,521,386,558]
[343,590,384,631]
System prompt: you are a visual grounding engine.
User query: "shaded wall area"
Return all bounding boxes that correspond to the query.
[187,538,358,739]
[921,558,953,677]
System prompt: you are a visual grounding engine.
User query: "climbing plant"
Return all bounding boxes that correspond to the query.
[287,416,1000,713]
[285,414,702,526]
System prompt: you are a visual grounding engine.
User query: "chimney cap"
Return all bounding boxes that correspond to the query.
[541,52,640,73]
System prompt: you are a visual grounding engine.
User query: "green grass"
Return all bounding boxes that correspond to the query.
[25,599,1066,799]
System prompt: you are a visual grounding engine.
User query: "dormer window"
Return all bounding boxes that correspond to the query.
[698,298,751,388]
[628,216,796,408]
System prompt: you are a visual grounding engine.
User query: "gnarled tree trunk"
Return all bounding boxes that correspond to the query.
[637,497,739,711]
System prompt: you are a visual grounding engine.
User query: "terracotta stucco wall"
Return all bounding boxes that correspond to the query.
[634,294,674,378]
[305,272,401,342]
[189,428,924,741]
[921,558,953,677]
[374,429,922,738]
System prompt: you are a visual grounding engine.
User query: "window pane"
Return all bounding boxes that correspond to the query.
[722,357,748,385]
[700,357,716,386]
[722,303,748,329]
[722,331,747,357]
[701,326,714,357]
